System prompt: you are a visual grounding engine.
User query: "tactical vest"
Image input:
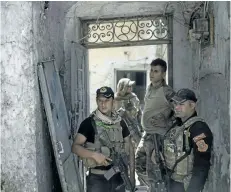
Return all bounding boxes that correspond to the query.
[82,115,125,168]
[122,99,135,116]
[163,116,204,185]
[115,93,140,118]
[141,86,172,135]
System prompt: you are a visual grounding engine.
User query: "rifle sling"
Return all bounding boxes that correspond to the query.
[168,151,190,177]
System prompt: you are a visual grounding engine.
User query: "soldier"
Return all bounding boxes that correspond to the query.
[163,88,213,192]
[114,78,143,187]
[114,78,143,145]
[135,58,175,189]
[71,86,132,192]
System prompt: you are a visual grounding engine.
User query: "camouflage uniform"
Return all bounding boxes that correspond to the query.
[163,89,213,192]
[77,86,131,192]
[114,78,143,187]
[81,109,128,192]
[114,78,143,145]
[135,80,175,189]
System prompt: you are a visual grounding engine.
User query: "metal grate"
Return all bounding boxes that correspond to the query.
[82,15,172,48]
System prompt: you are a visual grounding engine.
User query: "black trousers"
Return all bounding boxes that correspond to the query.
[168,179,185,192]
[86,173,125,192]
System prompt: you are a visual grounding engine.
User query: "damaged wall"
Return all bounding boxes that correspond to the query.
[193,2,230,191]
[169,1,230,191]
[1,2,39,191]
[172,2,230,191]
[1,2,74,192]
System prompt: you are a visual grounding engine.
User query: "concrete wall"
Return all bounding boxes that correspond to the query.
[1,2,74,192]
[170,1,230,191]
[193,2,230,191]
[172,2,230,191]
[1,3,39,191]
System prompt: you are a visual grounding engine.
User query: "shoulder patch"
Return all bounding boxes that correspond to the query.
[193,133,206,143]
[196,139,208,152]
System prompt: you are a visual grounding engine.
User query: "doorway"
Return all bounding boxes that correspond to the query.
[88,44,168,112]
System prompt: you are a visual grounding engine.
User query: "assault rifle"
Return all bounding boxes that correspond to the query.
[117,107,142,144]
[151,134,168,192]
[152,118,185,192]
[99,131,136,192]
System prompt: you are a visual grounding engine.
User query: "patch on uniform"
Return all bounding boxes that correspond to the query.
[193,133,206,143]
[196,139,208,152]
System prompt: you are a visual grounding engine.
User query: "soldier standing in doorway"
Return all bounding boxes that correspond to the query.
[162,88,213,192]
[72,86,134,192]
[114,78,143,146]
[114,78,143,187]
[135,58,175,190]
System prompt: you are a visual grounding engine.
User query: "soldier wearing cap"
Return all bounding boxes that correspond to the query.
[135,58,176,188]
[72,86,131,192]
[162,88,213,192]
[114,78,143,145]
[114,78,143,187]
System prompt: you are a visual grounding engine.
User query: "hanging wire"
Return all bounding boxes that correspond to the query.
[161,45,168,58]
[203,1,209,18]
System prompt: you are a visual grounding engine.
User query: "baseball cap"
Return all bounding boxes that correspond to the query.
[128,79,135,86]
[118,78,135,86]
[128,81,135,86]
[96,86,114,99]
[171,88,197,103]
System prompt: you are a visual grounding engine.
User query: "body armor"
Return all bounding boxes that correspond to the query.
[163,116,204,189]
[115,93,140,117]
[114,93,142,144]
[82,110,125,168]
[142,85,173,135]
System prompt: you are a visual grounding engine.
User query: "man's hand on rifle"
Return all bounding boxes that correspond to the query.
[92,152,112,166]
